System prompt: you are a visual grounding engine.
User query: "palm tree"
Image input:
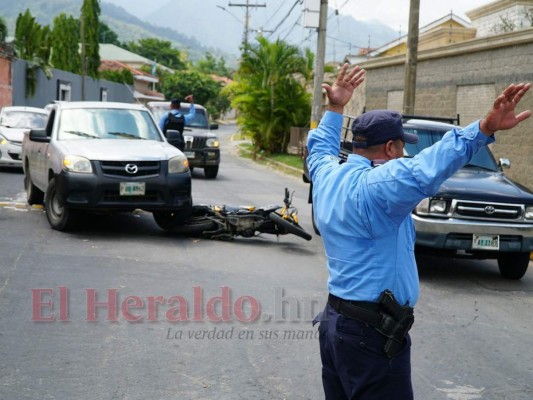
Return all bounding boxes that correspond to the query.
[229,37,312,154]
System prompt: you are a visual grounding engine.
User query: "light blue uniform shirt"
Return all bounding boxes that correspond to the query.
[307,111,494,306]
[158,104,196,131]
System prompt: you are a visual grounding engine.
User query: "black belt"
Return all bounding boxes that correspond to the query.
[328,293,382,327]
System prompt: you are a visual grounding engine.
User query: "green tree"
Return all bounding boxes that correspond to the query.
[126,38,186,70]
[99,22,121,45]
[51,13,81,73]
[80,0,101,79]
[14,9,52,97]
[0,16,7,42]
[160,69,229,119]
[226,37,312,154]
[100,68,134,85]
[196,52,230,77]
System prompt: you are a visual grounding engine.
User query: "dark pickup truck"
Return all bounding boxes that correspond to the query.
[303,114,533,280]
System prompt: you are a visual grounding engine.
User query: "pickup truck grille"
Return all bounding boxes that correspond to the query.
[100,161,160,178]
[184,137,207,150]
[453,200,522,221]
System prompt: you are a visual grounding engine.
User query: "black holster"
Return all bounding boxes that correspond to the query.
[376,290,414,358]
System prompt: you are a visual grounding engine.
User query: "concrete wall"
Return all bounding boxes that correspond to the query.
[11,59,134,108]
[354,28,533,189]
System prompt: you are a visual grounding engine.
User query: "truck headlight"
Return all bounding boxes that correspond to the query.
[169,155,189,174]
[415,198,448,215]
[429,199,448,214]
[525,206,533,220]
[0,134,7,145]
[63,155,93,173]
[206,138,219,148]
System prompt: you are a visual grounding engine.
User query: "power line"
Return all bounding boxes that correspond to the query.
[266,0,302,39]
[229,0,266,50]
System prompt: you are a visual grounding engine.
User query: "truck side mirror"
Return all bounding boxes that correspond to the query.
[29,129,51,143]
[166,129,184,150]
[210,123,219,130]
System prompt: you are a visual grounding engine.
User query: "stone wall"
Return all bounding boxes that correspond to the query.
[353,28,533,190]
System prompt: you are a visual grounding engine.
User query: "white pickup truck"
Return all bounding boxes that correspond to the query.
[22,101,192,231]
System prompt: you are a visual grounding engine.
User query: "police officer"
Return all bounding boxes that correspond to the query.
[158,94,196,133]
[307,64,531,399]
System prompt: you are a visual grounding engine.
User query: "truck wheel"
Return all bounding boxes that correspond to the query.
[497,252,530,280]
[204,166,219,179]
[25,169,44,205]
[45,178,78,231]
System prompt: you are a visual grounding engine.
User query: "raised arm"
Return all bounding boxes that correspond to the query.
[480,83,531,135]
[322,63,365,114]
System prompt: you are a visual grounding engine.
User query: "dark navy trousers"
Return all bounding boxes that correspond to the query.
[316,303,414,400]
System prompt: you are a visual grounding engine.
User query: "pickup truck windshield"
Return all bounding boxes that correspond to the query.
[150,106,209,130]
[58,108,162,141]
[403,127,499,172]
[1,111,47,129]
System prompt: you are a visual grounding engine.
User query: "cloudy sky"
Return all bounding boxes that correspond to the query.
[341,0,491,30]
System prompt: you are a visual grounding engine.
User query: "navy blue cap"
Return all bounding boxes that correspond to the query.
[352,110,418,148]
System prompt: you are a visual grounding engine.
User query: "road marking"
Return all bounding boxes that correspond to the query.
[437,382,485,399]
[0,201,43,211]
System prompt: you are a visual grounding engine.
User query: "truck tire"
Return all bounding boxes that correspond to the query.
[45,178,78,231]
[497,252,530,280]
[204,166,219,179]
[25,168,44,205]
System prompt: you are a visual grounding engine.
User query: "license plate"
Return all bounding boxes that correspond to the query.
[119,182,145,196]
[472,234,500,250]
[184,151,195,158]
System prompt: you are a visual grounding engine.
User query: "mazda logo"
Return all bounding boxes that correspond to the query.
[484,206,496,215]
[125,164,138,174]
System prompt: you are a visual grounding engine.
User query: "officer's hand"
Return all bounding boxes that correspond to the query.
[185,94,194,103]
[480,83,531,135]
[322,63,365,114]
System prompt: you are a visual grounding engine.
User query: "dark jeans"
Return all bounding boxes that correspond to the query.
[317,303,413,400]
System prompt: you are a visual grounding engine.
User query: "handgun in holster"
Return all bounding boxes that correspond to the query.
[376,290,415,358]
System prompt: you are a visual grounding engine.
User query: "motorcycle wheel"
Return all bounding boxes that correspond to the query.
[174,216,218,236]
[269,212,312,241]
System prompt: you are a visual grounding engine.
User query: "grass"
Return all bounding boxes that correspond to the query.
[236,143,305,177]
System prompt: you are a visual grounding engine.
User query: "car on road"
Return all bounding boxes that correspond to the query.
[147,101,220,179]
[303,114,533,280]
[0,106,48,168]
[22,101,192,231]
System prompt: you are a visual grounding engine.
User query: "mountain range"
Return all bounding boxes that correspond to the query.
[1,0,399,67]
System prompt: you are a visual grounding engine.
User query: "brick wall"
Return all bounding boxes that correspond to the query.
[355,29,533,190]
[0,58,12,107]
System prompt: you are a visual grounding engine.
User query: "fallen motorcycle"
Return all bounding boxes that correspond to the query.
[174,188,312,241]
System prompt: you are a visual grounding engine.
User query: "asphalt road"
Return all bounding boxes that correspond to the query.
[0,124,532,400]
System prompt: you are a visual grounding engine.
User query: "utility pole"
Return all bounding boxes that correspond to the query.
[403,0,420,115]
[310,0,328,129]
[229,0,266,51]
[80,15,86,101]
